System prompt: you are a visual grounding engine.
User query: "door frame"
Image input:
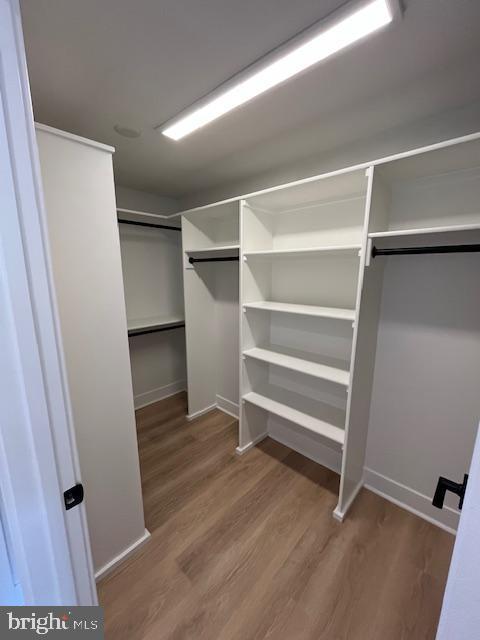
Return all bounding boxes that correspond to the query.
[0,0,96,605]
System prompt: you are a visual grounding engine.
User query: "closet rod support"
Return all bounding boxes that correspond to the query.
[372,244,480,258]
[188,256,239,264]
[118,218,181,232]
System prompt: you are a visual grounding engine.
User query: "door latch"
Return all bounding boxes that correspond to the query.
[63,483,84,511]
[432,474,468,510]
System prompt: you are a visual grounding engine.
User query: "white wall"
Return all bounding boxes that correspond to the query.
[365,253,480,531]
[179,101,480,210]
[36,126,146,574]
[118,217,186,409]
[215,263,239,413]
[116,184,178,216]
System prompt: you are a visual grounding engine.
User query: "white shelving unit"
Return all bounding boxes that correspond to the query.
[369,137,480,237]
[243,244,361,259]
[185,245,239,262]
[243,346,350,386]
[118,208,186,410]
[239,166,371,521]
[243,391,345,445]
[127,314,185,336]
[369,223,480,238]
[243,301,356,321]
[182,202,240,419]
[178,132,480,528]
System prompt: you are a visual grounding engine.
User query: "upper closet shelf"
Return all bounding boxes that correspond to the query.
[185,245,239,260]
[243,301,355,322]
[118,208,181,231]
[243,347,350,387]
[127,314,185,337]
[369,222,480,239]
[243,391,345,446]
[243,244,361,259]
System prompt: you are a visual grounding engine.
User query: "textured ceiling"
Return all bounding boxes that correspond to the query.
[20,0,480,198]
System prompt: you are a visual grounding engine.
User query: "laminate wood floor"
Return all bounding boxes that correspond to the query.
[98,392,454,640]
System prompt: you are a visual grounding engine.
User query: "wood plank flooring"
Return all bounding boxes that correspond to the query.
[98,392,454,639]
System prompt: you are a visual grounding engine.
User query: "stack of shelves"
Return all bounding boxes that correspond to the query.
[240,168,370,455]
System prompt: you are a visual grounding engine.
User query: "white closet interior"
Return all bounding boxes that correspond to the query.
[182,202,240,419]
[36,118,480,580]
[179,133,480,529]
[117,211,186,409]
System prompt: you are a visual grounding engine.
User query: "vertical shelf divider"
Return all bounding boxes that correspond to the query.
[334,165,388,520]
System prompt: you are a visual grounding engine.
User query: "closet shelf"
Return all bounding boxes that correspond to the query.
[243,347,350,387]
[243,244,361,259]
[185,245,240,259]
[127,314,185,336]
[368,222,480,239]
[243,301,355,322]
[243,391,345,446]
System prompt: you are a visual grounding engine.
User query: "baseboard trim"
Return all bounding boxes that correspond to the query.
[216,395,239,419]
[333,481,363,522]
[186,403,217,421]
[134,380,186,410]
[235,432,268,456]
[94,529,151,581]
[364,467,458,535]
[187,398,240,422]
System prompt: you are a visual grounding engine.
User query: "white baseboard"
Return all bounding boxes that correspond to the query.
[216,395,239,419]
[235,431,268,456]
[187,397,239,421]
[333,481,363,522]
[95,529,151,581]
[134,379,186,410]
[268,418,342,475]
[186,403,217,421]
[364,468,458,535]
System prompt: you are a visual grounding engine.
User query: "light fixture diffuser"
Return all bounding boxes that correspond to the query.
[160,0,396,141]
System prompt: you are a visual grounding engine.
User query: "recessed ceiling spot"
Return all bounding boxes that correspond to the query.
[114,124,141,138]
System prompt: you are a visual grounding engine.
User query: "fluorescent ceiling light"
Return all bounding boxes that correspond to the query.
[161,0,394,141]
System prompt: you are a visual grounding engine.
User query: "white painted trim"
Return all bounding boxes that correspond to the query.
[336,165,375,516]
[34,123,115,154]
[186,398,240,422]
[134,380,186,410]
[364,468,458,535]
[235,432,268,456]
[186,403,217,421]
[333,481,363,521]
[94,529,150,582]
[0,0,96,604]
[117,207,181,222]
[174,131,480,218]
[216,395,239,419]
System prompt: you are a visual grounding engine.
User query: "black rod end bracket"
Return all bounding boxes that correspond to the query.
[433,474,468,510]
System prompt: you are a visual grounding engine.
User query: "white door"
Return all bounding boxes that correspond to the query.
[0,0,96,605]
[436,424,480,639]
[0,500,21,605]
